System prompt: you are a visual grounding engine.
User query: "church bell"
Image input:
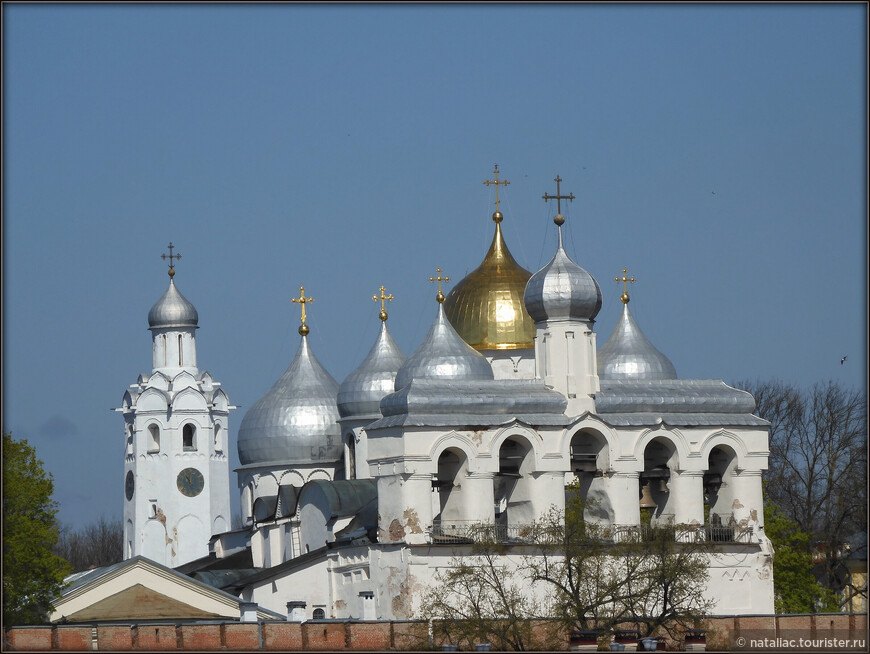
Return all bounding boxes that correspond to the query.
[639,481,657,509]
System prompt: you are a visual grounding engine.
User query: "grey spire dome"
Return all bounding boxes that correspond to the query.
[523,230,602,323]
[337,321,406,418]
[237,336,341,466]
[148,278,199,330]
[598,301,677,381]
[394,304,494,391]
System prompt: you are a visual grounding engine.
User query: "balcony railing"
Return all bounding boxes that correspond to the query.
[609,523,754,544]
[428,521,754,545]
[428,521,537,544]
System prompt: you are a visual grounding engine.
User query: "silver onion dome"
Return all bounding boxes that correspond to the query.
[237,336,341,466]
[524,231,602,323]
[598,301,677,380]
[337,321,406,418]
[148,278,199,330]
[394,304,494,391]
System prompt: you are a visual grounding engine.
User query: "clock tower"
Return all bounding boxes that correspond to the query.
[118,244,234,568]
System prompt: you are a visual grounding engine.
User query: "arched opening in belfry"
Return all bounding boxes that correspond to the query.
[569,429,612,524]
[705,445,739,528]
[432,448,470,532]
[640,437,678,526]
[495,436,535,531]
[147,424,160,453]
[214,423,222,452]
[183,423,196,451]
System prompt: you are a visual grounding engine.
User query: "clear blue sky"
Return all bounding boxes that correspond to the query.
[3,3,866,528]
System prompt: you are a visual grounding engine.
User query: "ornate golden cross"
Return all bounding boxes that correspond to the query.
[161,242,182,277]
[429,268,450,303]
[542,175,575,216]
[372,285,394,321]
[615,268,636,303]
[291,286,315,335]
[483,164,510,213]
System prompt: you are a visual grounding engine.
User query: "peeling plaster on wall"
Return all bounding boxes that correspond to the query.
[388,519,405,541]
[402,509,422,534]
[388,567,416,619]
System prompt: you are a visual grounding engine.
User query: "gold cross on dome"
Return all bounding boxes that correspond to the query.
[429,268,450,303]
[372,285,394,321]
[291,286,315,334]
[542,175,575,215]
[161,242,182,277]
[615,268,636,303]
[483,164,510,212]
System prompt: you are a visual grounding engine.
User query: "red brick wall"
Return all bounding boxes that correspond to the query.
[54,626,93,650]
[5,614,868,650]
[261,622,302,650]
[97,625,134,650]
[178,624,221,650]
[133,624,179,650]
[223,623,260,650]
[302,622,347,650]
[5,627,53,651]
[345,622,391,650]
[390,620,429,650]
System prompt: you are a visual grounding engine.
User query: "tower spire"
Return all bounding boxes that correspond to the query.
[372,285,395,322]
[161,242,182,278]
[429,268,450,303]
[615,268,637,304]
[483,164,510,223]
[291,286,315,336]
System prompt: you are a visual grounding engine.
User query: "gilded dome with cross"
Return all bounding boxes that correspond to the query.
[442,166,535,351]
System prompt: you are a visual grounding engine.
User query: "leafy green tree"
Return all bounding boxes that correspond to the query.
[764,501,838,613]
[3,433,72,625]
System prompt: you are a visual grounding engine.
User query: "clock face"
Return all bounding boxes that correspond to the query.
[125,471,135,501]
[176,467,204,497]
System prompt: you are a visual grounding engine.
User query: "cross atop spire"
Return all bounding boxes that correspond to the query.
[483,164,510,222]
[429,267,450,303]
[161,242,182,278]
[615,268,636,304]
[372,285,394,322]
[542,175,575,226]
[291,286,315,335]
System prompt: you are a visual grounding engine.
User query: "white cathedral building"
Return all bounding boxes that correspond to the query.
[115,172,774,622]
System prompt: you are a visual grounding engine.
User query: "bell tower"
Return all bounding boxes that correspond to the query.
[117,244,234,568]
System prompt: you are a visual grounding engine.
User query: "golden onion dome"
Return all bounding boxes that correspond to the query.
[443,214,535,350]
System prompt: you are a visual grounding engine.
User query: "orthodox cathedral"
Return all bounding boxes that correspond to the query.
[109,170,774,622]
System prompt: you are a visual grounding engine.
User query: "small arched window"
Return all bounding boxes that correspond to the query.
[312,608,325,620]
[178,334,184,366]
[183,424,196,451]
[148,424,160,453]
[214,423,222,452]
[126,425,134,455]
